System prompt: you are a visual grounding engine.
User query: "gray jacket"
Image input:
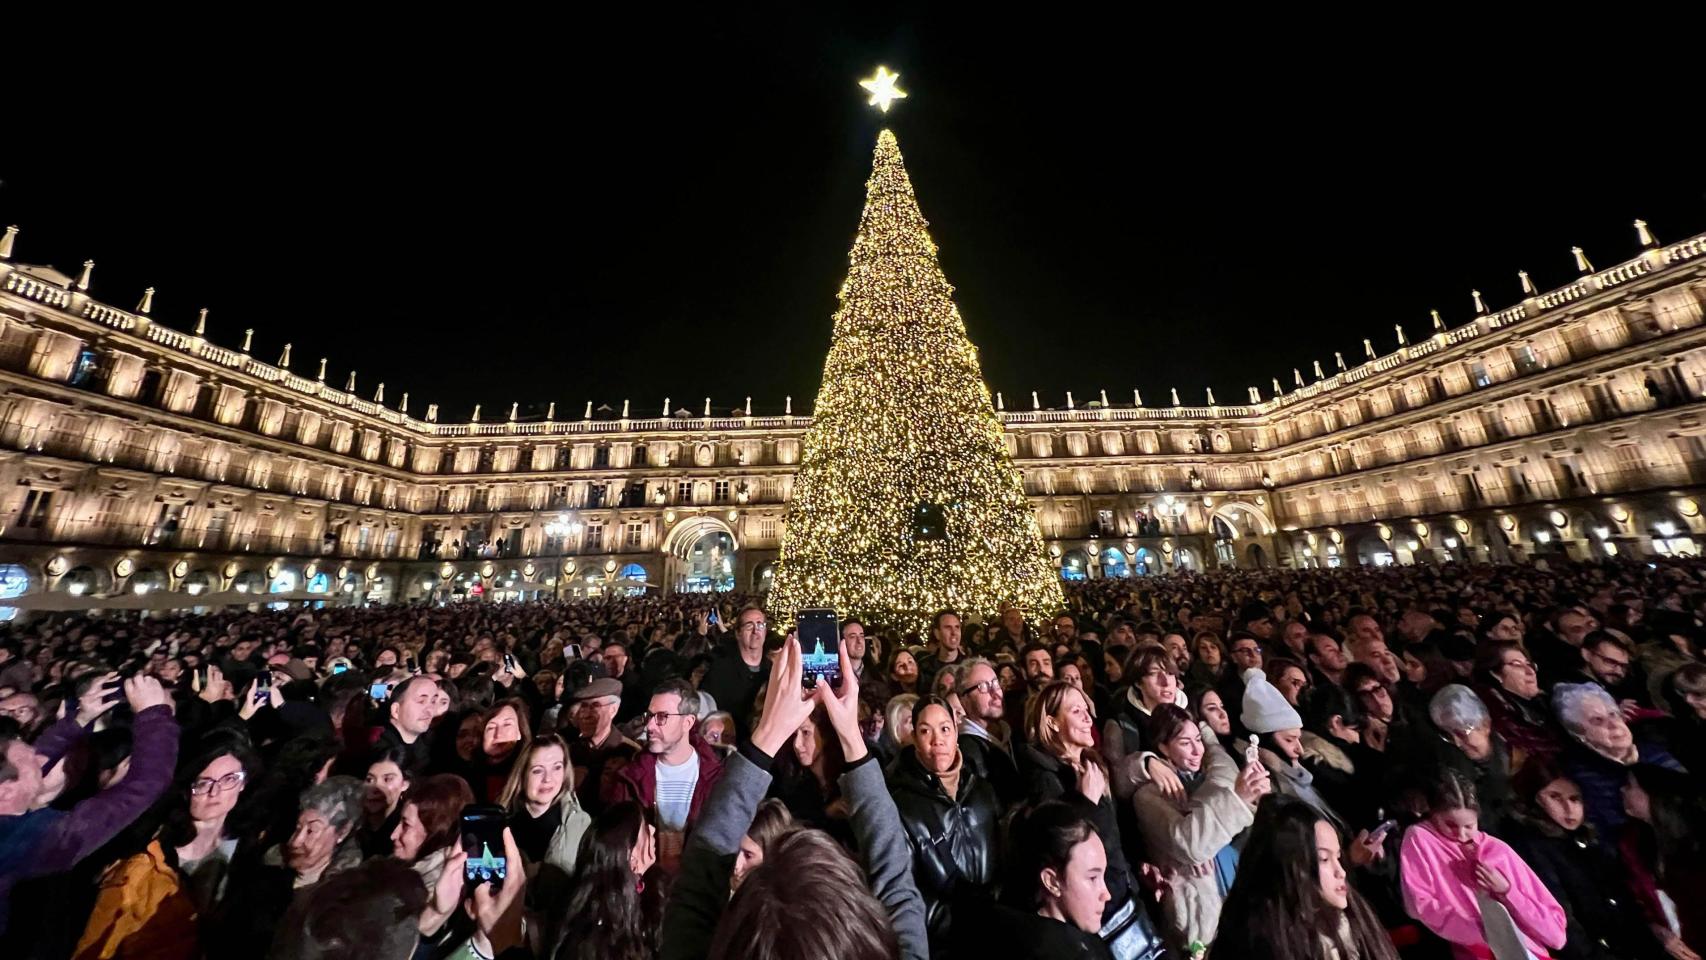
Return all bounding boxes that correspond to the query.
[660,748,928,960]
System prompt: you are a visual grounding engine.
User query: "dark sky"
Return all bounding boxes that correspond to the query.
[4,13,1703,420]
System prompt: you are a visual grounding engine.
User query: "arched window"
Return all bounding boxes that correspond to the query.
[1101,547,1128,578]
[1060,550,1090,581]
[1133,548,1154,575]
[0,564,30,622]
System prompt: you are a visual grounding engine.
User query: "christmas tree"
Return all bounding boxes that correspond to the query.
[769,129,1063,634]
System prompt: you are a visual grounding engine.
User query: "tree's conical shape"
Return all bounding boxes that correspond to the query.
[769,130,1062,633]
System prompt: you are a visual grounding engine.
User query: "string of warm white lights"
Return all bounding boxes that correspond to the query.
[769,129,1063,634]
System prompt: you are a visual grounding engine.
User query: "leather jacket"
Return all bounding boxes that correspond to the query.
[886,746,1002,949]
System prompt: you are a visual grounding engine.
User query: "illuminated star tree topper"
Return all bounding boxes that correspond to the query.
[859,66,908,113]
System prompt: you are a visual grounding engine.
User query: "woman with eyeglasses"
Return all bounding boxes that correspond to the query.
[74,732,260,960]
[1475,640,1564,765]
[1425,684,1517,836]
[1341,662,1397,753]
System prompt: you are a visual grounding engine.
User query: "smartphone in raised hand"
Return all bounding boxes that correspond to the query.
[460,804,508,893]
[797,608,841,690]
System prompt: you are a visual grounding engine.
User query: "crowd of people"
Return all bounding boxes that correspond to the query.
[4,556,1706,960]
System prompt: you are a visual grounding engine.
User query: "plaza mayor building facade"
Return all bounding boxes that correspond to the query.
[1,219,1705,611]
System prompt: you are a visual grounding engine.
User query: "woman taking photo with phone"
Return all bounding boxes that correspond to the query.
[390,773,475,890]
[474,697,532,803]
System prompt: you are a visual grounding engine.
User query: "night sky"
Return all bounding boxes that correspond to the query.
[3,14,1701,421]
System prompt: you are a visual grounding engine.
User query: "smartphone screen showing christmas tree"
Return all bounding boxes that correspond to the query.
[798,608,841,690]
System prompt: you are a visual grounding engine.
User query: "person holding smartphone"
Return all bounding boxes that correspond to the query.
[0,674,178,936]
[659,636,928,960]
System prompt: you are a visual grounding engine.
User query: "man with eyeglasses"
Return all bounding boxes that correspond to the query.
[700,605,771,733]
[607,677,723,870]
[0,692,42,738]
[1578,631,1651,707]
[953,657,1021,806]
[0,674,177,935]
[568,677,637,817]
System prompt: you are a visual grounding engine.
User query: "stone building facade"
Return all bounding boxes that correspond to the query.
[1,221,1704,610]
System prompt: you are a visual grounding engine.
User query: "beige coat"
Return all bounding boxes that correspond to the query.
[1131,734,1254,951]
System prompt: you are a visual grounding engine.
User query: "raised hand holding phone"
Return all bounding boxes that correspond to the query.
[813,640,865,762]
[469,827,527,956]
[796,607,842,691]
[460,804,510,892]
[122,675,174,716]
[73,672,122,726]
[751,637,817,758]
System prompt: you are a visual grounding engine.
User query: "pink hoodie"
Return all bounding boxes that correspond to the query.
[1400,820,1567,960]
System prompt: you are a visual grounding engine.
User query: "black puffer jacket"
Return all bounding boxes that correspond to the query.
[1019,743,1134,920]
[1502,815,1667,960]
[886,746,1002,953]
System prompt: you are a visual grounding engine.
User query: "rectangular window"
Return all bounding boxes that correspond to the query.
[585,525,604,552]
[714,480,731,503]
[676,480,693,503]
[204,510,230,546]
[69,349,101,387]
[626,522,644,548]
[761,518,778,541]
[17,490,54,529]
[94,495,126,530]
[1470,363,1492,388]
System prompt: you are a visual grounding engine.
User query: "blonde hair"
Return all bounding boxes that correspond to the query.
[1025,680,1099,762]
[498,733,573,813]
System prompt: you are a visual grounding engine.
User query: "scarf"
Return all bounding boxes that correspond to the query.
[935,749,965,801]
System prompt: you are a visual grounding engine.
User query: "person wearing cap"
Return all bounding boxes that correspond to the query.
[566,677,637,817]
[269,658,315,685]
[1242,667,1347,834]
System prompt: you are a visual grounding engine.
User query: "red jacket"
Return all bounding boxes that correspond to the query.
[604,736,725,830]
